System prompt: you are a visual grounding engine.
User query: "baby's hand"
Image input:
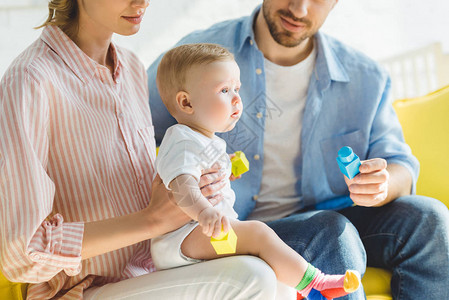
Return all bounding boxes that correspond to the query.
[229,173,241,181]
[197,207,230,238]
[228,153,241,181]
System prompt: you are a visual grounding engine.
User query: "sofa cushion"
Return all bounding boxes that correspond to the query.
[393,85,449,205]
[362,267,392,300]
[362,85,449,299]
[0,271,25,300]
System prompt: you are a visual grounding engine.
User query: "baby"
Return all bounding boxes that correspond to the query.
[151,43,361,299]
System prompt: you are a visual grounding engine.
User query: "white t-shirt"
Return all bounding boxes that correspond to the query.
[248,46,317,222]
[156,124,238,219]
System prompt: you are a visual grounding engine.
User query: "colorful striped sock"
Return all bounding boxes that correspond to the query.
[295,264,360,299]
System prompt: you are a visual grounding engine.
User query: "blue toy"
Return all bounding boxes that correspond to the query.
[307,288,328,300]
[315,146,361,211]
[336,146,361,179]
[315,195,353,210]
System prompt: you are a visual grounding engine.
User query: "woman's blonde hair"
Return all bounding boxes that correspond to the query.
[36,0,79,37]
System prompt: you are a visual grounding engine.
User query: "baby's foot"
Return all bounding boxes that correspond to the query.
[343,270,360,293]
[320,270,361,299]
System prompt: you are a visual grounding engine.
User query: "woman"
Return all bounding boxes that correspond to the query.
[0,0,276,299]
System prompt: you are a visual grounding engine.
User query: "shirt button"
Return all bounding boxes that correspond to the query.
[256,112,263,119]
[118,112,124,119]
[252,195,259,201]
[253,154,260,160]
[255,68,262,75]
[249,39,254,46]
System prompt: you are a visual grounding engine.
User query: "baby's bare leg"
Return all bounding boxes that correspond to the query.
[181,219,309,287]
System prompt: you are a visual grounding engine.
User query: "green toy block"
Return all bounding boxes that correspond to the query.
[210,227,238,255]
[231,151,250,177]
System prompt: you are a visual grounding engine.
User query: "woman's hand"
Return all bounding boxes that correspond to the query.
[199,164,227,206]
[145,164,227,236]
[144,174,192,236]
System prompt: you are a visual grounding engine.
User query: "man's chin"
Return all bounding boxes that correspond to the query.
[273,32,309,48]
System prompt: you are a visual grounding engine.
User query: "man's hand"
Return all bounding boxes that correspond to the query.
[197,207,230,238]
[344,158,389,207]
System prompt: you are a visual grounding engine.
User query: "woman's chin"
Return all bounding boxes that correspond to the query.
[116,26,141,36]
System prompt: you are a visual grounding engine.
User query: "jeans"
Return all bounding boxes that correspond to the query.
[267,195,449,300]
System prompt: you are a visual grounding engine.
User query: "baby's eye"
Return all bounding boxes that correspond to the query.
[234,88,240,93]
[221,88,228,93]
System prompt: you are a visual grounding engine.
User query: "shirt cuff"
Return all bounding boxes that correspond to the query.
[28,214,84,276]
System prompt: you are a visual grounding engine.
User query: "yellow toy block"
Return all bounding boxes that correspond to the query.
[210,227,238,255]
[231,151,249,177]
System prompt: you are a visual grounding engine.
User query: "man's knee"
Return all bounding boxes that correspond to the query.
[310,210,357,238]
[298,210,364,252]
[395,195,449,243]
[268,211,366,274]
[307,211,366,272]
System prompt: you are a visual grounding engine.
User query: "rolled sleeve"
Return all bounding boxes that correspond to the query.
[28,214,84,277]
[0,70,84,283]
[367,76,420,194]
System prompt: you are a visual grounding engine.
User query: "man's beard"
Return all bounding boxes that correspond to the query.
[262,6,313,48]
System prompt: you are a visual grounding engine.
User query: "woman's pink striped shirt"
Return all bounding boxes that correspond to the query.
[0,25,157,299]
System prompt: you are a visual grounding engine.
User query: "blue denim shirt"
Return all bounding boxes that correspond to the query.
[147,6,419,220]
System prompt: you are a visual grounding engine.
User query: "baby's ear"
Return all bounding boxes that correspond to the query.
[175,91,194,114]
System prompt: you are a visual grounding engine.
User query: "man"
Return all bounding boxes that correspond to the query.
[147,1,449,299]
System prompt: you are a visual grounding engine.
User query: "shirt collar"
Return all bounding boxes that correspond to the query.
[314,31,349,85]
[40,25,123,84]
[108,42,123,81]
[236,5,260,52]
[238,6,349,85]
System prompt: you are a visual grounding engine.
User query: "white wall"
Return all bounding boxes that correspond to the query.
[1,0,449,77]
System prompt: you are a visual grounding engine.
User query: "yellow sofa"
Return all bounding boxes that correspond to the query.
[2,85,449,299]
[0,271,26,300]
[361,84,449,300]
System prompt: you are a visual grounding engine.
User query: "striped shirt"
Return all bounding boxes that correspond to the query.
[0,25,157,299]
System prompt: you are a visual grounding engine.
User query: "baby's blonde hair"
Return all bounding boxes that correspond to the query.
[156,43,234,115]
